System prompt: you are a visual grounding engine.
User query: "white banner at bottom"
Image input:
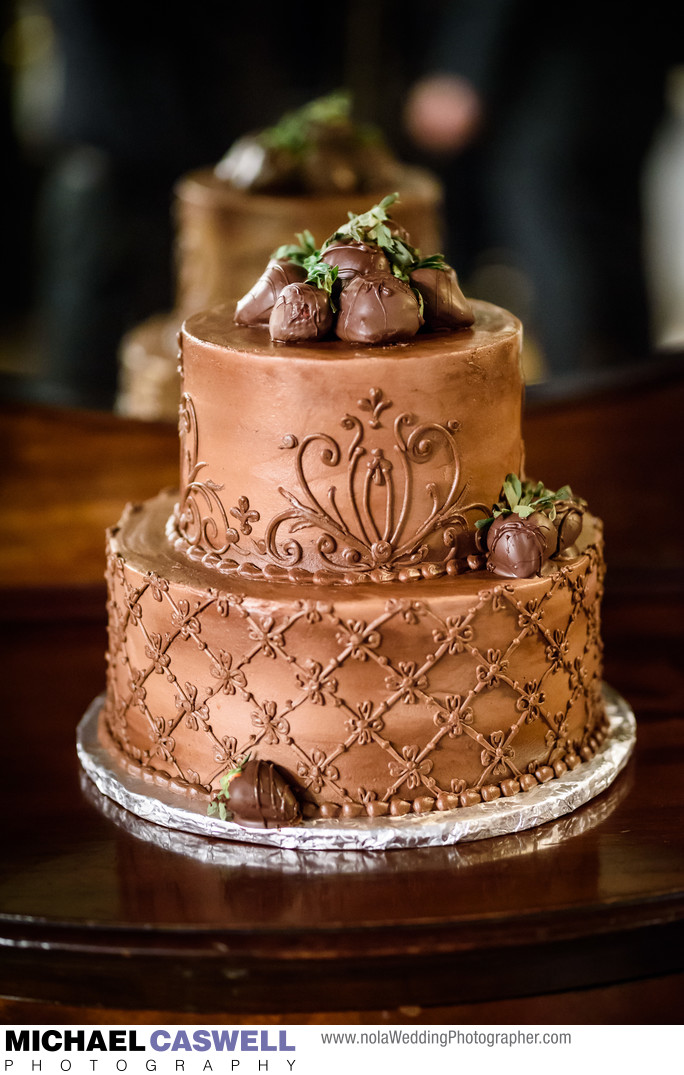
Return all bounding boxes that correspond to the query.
[0,1024,676,1075]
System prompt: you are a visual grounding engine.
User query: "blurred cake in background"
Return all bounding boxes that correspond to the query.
[116,93,444,421]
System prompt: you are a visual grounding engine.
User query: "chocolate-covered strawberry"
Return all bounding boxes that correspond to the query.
[553,502,584,555]
[524,510,558,559]
[320,240,390,286]
[229,758,301,828]
[209,758,302,828]
[485,515,547,578]
[269,281,333,342]
[299,124,361,194]
[336,271,423,344]
[215,133,299,192]
[410,265,474,330]
[524,503,582,559]
[477,473,587,577]
[235,258,307,325]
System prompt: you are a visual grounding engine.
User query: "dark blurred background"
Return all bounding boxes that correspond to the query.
[2,0,683,409]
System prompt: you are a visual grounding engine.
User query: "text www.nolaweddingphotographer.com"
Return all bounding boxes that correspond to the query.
[320,1029,572,1048]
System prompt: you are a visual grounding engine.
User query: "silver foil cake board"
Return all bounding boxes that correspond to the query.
[76,684,635,854]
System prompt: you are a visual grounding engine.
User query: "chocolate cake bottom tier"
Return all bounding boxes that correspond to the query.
[101,491,607,822]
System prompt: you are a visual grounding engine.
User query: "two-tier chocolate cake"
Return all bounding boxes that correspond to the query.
[89,194,620,845]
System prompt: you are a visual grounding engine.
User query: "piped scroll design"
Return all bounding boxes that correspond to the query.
[260,389,487,573]
[177,393,259,557]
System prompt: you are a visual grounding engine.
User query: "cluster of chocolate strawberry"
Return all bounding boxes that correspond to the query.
[234,194,475,344]
[478,475,585,579]
[215,91,398,196]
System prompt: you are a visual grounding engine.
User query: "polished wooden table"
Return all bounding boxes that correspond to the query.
[1,362,683,1024]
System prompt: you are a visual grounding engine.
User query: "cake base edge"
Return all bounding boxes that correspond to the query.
[78,684,635,853]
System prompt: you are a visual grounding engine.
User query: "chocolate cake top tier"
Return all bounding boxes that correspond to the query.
[176,197,585,584]
[176,298,525,583]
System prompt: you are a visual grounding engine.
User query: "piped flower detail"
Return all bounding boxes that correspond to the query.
[251,700,290,745]
[389,745,433,790]
[336,619,382,661]
[297,750,339,794]
[346,700,384,744]
[176,683,210,730]
[515,682,546,724]
[385,661,428,704]
[432,615,473,655]
[294,660,338,705]
[209,650,248,695]
[433,695,474,737]
[480,729,515,776]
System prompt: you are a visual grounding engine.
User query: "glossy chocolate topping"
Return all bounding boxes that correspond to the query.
[320,240,391,283]
[554,504,585,555]
[225,759,302,828]
[232,192,482,349]
[235,258,307,325]
[410,265,474,330]
[524,505,585,562]
[269,282,333,342]
[335,272,423,344]
[526,510,558,559]
[486,515,547,578]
